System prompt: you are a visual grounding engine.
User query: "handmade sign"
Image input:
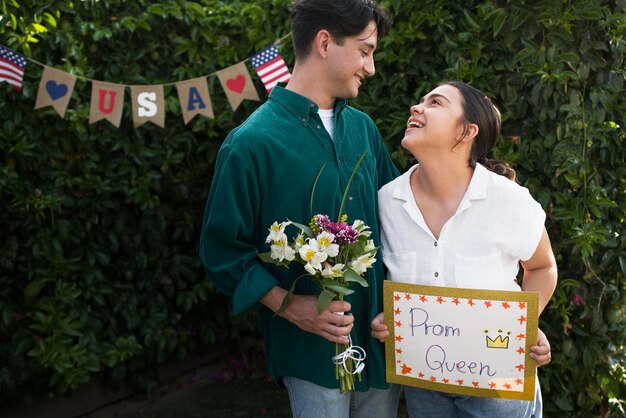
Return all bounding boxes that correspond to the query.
[384,281,539,401]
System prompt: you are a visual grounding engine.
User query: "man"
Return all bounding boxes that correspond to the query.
[199,0,401,416]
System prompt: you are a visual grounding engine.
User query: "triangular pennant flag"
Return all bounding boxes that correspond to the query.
[34,66,77,118]
[89,81,125,127]
[250,44,291,94]
[216,61,259,111]
[0,45,28,91]
[175,77,214,124]
[130,85,165,128]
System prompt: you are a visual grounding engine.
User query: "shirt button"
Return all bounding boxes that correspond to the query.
[317,125,321,129]
[434,272,439,277]
[434,242,438,247]
[310,103,315,107]
[348,196,353,201]
[301,118,306,122]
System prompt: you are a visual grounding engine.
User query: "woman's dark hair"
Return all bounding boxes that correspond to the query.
[290,0,390,60]
[444,81,517,181]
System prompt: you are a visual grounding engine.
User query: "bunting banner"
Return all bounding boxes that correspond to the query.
[216,61,260,111]
[34,66,77,118]
[130,85,165,128]
[89,81,125,127]
[2,39,292,128]
[175,77,214,124]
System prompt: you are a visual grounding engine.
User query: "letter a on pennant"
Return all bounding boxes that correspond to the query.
[89,81,125,127]
[130,85,165,128]
[175,77,214,124]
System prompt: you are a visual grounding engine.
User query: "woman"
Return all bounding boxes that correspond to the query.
[371,81,557,417]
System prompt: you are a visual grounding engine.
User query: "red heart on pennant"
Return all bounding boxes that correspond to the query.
[226,75,246,93]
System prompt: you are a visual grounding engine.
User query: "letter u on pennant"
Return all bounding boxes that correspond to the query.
[89,81,125,127]
[98,89,117,114]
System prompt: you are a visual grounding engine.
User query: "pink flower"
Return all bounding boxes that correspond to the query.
[572,294,584,306]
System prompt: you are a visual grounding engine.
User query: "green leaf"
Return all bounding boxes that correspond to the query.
[343,268,368,287]
[316,289,337,314]
[321,280,355,296]
[290,221,313,237]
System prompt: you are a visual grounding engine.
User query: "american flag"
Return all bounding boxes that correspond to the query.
[250,44,291,93]
[0,45,27,91]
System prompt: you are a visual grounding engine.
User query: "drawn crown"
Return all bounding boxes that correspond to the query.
[486,334,510,349]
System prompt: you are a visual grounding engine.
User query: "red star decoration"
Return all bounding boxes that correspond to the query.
[443,378,449,384]
[430,376,437,382]
[397,360,401,364]
[516,333,526,341]
[472,381,479,388]
[516,378,524,385]
[401,363,412,375]
[395,335,404,342]
[518,315,527,325]
[501,301,511,309]
[467,299,475,307]
[516,364,525,372]
[394,307,401,315]
[395,320,402,327]
[437,296,446,304]
[456,379,464,385]
[418,372,425,378]
[404,293,412,300]
[452,298,460,306]
[504,383,512,390]
[419,295,428,302]
[518,302,526,309]
[484,300,492,308]
[394,294,401,301]
[517,347,525,355]
[396,348,403,354]
[489,382,497,388]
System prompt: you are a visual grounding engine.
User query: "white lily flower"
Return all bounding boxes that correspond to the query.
[294,233,306,251]
[352,219,365,231]
[299,240,328,274]
[365,239,376,252]
[321,263,345,278]
[350,253,376,275]
[270,237,295,262]
[265,221,291,243]
[316,231,339,257]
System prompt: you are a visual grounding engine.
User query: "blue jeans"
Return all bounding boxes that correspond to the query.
[403,375,542,418]
[283,376,401,418]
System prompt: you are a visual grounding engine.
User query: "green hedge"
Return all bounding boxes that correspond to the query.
[1,0,624,416]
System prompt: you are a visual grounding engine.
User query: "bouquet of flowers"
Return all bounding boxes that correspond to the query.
[258,152,378,393]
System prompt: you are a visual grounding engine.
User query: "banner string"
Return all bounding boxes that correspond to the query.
[22,32,292,88]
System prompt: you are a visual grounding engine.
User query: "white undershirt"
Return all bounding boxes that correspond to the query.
[318,108,335,140]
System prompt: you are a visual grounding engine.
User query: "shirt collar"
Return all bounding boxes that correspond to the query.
[269,86,348,127]
[392,163,489,202]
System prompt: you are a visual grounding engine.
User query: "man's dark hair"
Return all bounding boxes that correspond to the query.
[290,0,391,60]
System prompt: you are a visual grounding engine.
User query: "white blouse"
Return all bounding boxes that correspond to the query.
[378,164,546,292]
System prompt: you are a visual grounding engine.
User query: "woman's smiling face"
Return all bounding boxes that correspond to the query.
[401,84,469,155]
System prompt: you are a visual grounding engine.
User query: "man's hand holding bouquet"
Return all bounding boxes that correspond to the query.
[258,152,377,393]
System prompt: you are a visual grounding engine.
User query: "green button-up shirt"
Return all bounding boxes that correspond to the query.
[200,86,399,390]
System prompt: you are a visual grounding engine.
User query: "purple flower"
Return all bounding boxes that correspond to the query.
[315,215,331,231]
[572,294,584,306]
[328,222,359,244]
